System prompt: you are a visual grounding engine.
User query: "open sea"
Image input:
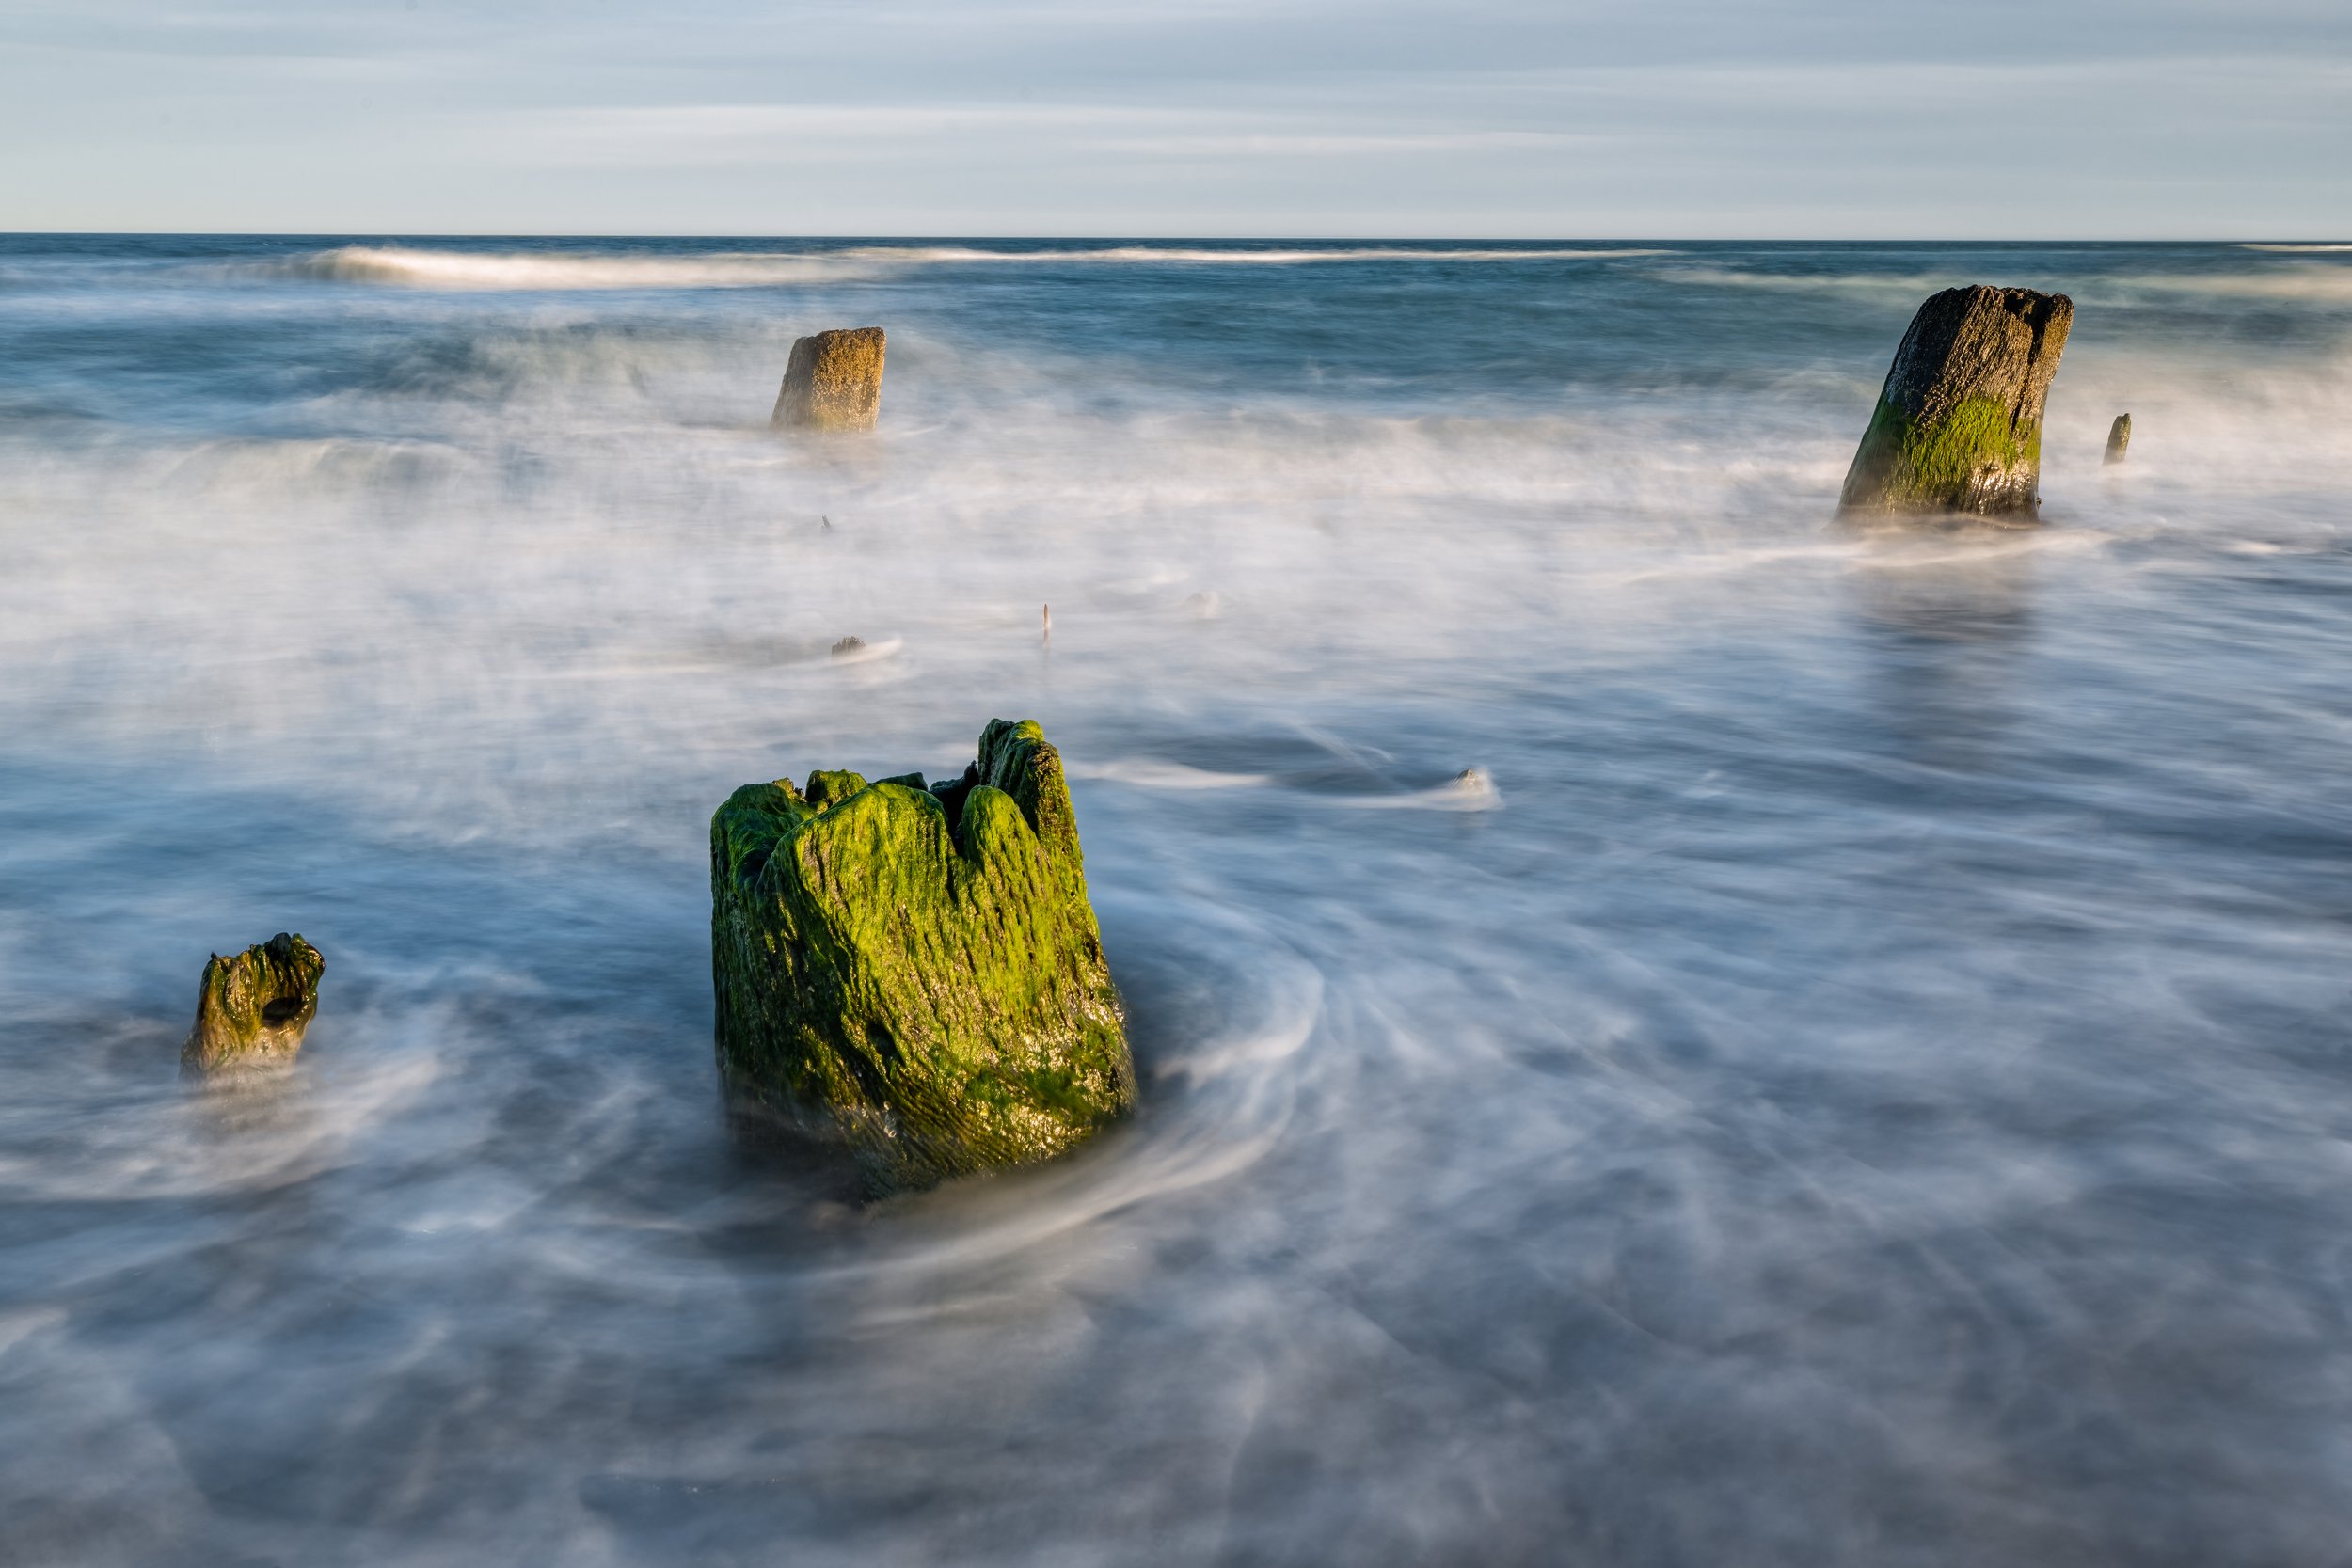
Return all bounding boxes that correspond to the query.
[3,236,2351,1566]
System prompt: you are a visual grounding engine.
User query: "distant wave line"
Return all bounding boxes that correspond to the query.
[249,244,1676,290]
[1659,263,2352,303]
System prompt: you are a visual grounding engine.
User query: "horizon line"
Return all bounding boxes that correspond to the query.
[4,230,2346,245]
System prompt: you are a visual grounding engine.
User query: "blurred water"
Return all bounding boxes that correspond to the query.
[3,236,2351,1566]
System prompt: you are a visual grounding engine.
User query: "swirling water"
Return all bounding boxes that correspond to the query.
[3,236,2351,1566]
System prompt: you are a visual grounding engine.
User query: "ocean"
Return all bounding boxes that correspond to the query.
[3,235,2350,1565]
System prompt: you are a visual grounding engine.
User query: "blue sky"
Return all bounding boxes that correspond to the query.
[2,0,2346,235]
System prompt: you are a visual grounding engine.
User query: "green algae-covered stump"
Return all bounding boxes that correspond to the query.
[711,719,1134,1192]
[771,326,886,432]
[182,933,325,1075]
[1839,285,2074,520]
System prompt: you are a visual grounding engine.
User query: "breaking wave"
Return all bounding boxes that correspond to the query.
[1323,767,1502,811]
[264,246,863,289]
[1653,265,1956,297]
[1069,759,1275,790]
[938,245,1674,264]
[1660,261,2352,305]
[253,244,1673,290]
[2114,267,2352,301]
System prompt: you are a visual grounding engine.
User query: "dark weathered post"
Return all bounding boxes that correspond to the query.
[1839,286,2073,519]
[771,326,886,432]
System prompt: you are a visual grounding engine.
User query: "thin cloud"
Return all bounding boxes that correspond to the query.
[501,103,1596,166]
[0,0,2345,231]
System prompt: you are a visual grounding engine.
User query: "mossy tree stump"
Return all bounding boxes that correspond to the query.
[771,326,885,432]
[710,720,1133,1192]
[183,933,325,1074]
[1839,286,2074,519]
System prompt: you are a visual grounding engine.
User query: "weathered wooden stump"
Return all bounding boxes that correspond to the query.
[183,933,325,1075]
[771,326,886,432]
[2105,413,2132,466]
[1839,286,2074,519]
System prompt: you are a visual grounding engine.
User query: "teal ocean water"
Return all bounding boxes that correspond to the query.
[4,237,2352,1565]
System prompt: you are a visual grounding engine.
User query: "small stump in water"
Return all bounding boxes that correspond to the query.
[183,933,325,1075]
[2106,413,2133,465]
[1839,286,2073,520]
[771,326,886,432]
[710,719,1134,1192]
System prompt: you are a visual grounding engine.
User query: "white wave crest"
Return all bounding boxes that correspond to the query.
[931,245,1673,264]
[1661,261,2352,306]
[1328,768,1502,812]
[2241,243,2352,253]
[269,246,864,290]
[1067,759,1274,790]
[1654,265,1955,298]
[259,244,1672,291]
[2113,269,2352,301]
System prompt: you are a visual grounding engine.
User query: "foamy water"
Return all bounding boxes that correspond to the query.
[3,236,2351,1565]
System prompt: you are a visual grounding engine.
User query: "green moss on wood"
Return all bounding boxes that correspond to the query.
[1840,285,2072,519]
[1851,393,2042,510]
[710,719,1133,1192]
[183,933,325,1074]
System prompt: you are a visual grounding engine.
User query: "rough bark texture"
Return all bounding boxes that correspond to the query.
[771,326,886,432]
[2106,413,2133,466]
[710,719,1134,1193]
[1839,286,2074,519]
[182,933,325,1074]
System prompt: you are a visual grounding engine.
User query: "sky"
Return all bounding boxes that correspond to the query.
[1,0,2346,237]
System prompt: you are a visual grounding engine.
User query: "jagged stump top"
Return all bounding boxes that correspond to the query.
[183,932,325,1075]
[710,719,1133,1193]
[1839,285,2073,519]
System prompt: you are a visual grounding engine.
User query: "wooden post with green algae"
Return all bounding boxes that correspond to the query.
[182,933,325,1075]
[771,326,886,432]
[710,719,1135,1193]
[1839,285,2074,520]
